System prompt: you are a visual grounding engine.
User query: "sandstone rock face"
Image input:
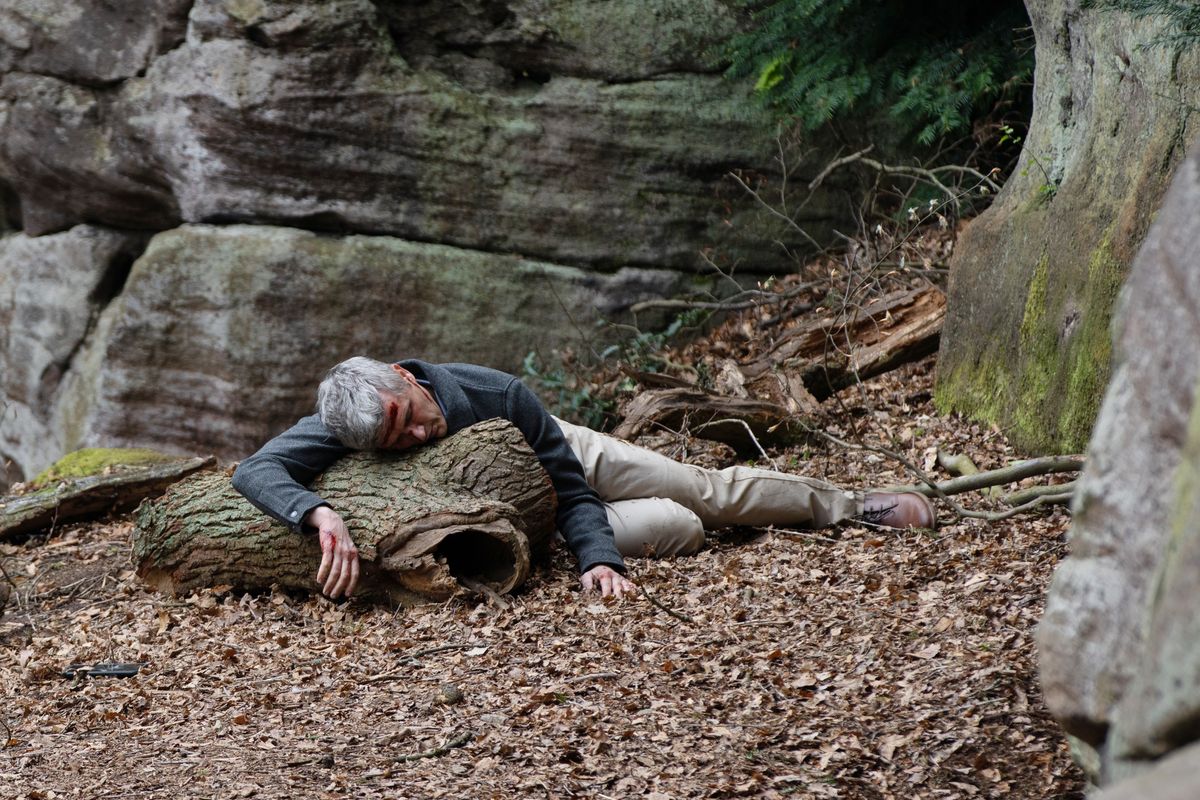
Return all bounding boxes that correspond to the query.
[0,226,148,487]
[1037,144,1200,785]
[1092,741,1200,800]
[0,0,792,269]
[935,0,1200,453]
[54,224,692,464]
[0,0,190,83]
[0,0,811,480]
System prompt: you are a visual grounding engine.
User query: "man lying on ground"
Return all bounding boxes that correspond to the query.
[232,357,934,599]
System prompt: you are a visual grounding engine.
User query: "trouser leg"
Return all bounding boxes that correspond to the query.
[604,498,705,557]
[555,417,861,528]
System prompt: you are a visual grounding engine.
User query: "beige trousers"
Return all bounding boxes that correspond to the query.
[554,417,862,558]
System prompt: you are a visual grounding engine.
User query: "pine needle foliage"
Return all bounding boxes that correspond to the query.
[717,1,1034,146]
[1082,0,1200,44]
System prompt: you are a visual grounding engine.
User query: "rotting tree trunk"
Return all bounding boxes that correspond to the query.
[741,286,945,409]
[134,420,556,605]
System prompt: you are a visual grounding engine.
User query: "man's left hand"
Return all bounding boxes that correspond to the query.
[581,565,635,598]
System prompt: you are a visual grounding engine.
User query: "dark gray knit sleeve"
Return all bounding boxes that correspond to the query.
[230,415,351,532]
[502,379,626,574]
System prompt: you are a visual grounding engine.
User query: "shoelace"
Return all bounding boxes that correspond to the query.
[859,500,899,525]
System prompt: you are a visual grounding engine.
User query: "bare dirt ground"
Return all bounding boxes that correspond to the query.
[0,353,1085,799]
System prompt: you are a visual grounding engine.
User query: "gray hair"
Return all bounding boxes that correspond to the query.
[316,356,409,450]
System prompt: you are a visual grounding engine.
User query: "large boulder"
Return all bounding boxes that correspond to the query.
[0,226,148,489]
[1037,143,1200,785]
[0,0,824,479]
[0,0,800,269]
[935,0,1200,453]
[40,224,691,470]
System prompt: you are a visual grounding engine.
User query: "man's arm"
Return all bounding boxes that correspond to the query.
[231,414,351,529]
[231,414,360,597]
[502,379,631,592]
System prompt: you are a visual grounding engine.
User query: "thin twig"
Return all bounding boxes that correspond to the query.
[362,643,484,682]
[808,148,1002,198]
[807,145,877,191]
[770,526,841,545]
[393,731,473,762]
[727,170,825,252]
[629,283,817,315]
[639,585,694,624]
[693,418,778,470]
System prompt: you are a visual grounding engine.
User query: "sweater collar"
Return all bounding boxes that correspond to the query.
[398,359,475,435]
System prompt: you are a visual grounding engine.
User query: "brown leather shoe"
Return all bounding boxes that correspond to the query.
[860,492,936,529]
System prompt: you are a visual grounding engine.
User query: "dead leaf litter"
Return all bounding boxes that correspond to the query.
[1,356,1083,799]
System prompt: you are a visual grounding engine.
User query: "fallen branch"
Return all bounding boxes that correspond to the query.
[937,450,981,477]
[737,286,946,402]
[885,456,1083,497]
[956,493,1074,522]
[937,449,998,497]
[804,426,1076,524]
[1,455,214,539]
[1003,481,1077,507]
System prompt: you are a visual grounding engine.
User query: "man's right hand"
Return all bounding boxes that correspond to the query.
[309,506,359,599]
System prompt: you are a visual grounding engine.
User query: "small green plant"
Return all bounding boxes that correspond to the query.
[602,308,711,375]
[715,0,1034,147]
[521,351,616,431]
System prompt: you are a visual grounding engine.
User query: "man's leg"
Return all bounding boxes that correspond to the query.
[605,498,705,557]
[555,417,861,529]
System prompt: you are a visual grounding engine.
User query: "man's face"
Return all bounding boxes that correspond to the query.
[376,366,448,451]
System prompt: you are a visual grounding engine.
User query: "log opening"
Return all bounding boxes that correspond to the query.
[436,529,520,587]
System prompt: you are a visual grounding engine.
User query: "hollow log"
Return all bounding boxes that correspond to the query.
[133,419,557,604]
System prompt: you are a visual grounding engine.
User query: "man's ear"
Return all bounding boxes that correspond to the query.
[390,364,418,386]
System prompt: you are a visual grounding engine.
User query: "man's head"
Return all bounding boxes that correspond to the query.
[317,357,447,451]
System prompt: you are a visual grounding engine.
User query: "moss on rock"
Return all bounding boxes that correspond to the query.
[31,447,180,489]
[937,228,1125,454]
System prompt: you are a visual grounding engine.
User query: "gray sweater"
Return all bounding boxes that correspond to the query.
[231,360,626,575]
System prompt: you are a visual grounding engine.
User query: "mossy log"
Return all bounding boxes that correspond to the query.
[133,420,557,604]
[0,453,215,539]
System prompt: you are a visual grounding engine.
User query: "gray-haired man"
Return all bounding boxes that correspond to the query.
[232,357,934,600]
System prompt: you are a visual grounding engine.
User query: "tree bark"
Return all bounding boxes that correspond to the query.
[133,419,557,604]
[936,0,1200,454]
